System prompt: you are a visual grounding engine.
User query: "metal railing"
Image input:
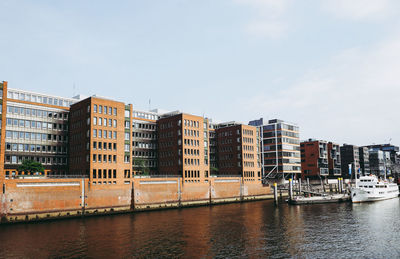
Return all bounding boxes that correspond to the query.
[9,175,88,179]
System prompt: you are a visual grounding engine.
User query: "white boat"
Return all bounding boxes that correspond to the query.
[351,175,399,203]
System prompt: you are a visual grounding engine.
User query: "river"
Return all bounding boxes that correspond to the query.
[1,198,399,258]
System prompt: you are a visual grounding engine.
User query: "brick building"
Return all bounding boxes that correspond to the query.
[157,112,210,183]
[215,123,261,182]
[300,139,329,180]
[69,96,132,185]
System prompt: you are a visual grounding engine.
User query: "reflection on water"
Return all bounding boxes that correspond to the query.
[1,199,399,258]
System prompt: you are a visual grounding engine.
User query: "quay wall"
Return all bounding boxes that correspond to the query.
[1,177,272,223]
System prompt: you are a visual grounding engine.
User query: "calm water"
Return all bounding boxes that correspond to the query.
[1,199,400,259]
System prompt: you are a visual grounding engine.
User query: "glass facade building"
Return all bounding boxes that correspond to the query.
[249,118,301,180]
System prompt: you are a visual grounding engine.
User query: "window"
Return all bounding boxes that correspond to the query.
[109,107,112,115]
[125,110,130,117]
[124,155,130,163]
[109,119,112,127]
[113,108,117,116]
[93,129,97,137]
[113,131,117,139]
[93,117,97,125]
[99,105,103,114]
[113,120,117,127]
[125,132,130,140]
[99,118,102,126]
[104,106,108,115]
[94,104,97,113]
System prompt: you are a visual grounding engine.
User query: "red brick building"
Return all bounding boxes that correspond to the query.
[300,139,329,180]
[69,96,132,185]
[215,123,261,182]
[157,112,210,183]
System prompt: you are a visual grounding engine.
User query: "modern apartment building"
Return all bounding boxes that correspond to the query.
[366,144,399,164]
[369,149,392,177]
[340,144,360,178]
[249,118,301,180]
[69,96,132,184]
[215,122,261,181]
[0,81,76,179]
[131,110,160,175]
[300,139,329,180]
[157,112,210,183]
[358,147,370,175]
[208,122,218,175]
[327,142,341,178]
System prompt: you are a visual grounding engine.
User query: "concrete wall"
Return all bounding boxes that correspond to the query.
[1,177,272,223]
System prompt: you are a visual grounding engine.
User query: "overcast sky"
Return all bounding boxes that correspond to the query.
[1,0,400,147]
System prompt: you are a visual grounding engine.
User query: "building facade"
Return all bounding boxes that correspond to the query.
[369,149,392,177]
[131,110,159,175]
[69,96,132,185]
[300,139,329,180]
[328,142,341,178]
[358,147,370,175]
[340,144,360,178]
[157,112,210,183]
[0,81,301,187]
[215,123,261,182]
[366,144,399,164]
[0,82,76,179]
[249,118,301,180]
[208,122,217,175]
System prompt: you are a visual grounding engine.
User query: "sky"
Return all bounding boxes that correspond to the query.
[1,0,400,147]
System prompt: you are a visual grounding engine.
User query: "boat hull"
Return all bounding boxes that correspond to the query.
[351,188,399,203]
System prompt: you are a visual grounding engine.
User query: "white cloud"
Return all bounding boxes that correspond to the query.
[322,0,398,21]
[242,36,400,146]
[234,0,291,38]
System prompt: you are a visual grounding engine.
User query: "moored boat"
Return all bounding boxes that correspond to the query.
[351,175,399,203]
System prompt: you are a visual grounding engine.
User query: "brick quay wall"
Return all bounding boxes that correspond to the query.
[0,177,272,223]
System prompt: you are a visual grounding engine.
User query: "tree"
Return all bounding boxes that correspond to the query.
[210,166,219,175]
[18,160,45,175]
[133,158,150,175]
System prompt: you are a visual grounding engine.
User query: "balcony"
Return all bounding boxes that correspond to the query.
[320,168,329,176]
[333,169,341,175]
